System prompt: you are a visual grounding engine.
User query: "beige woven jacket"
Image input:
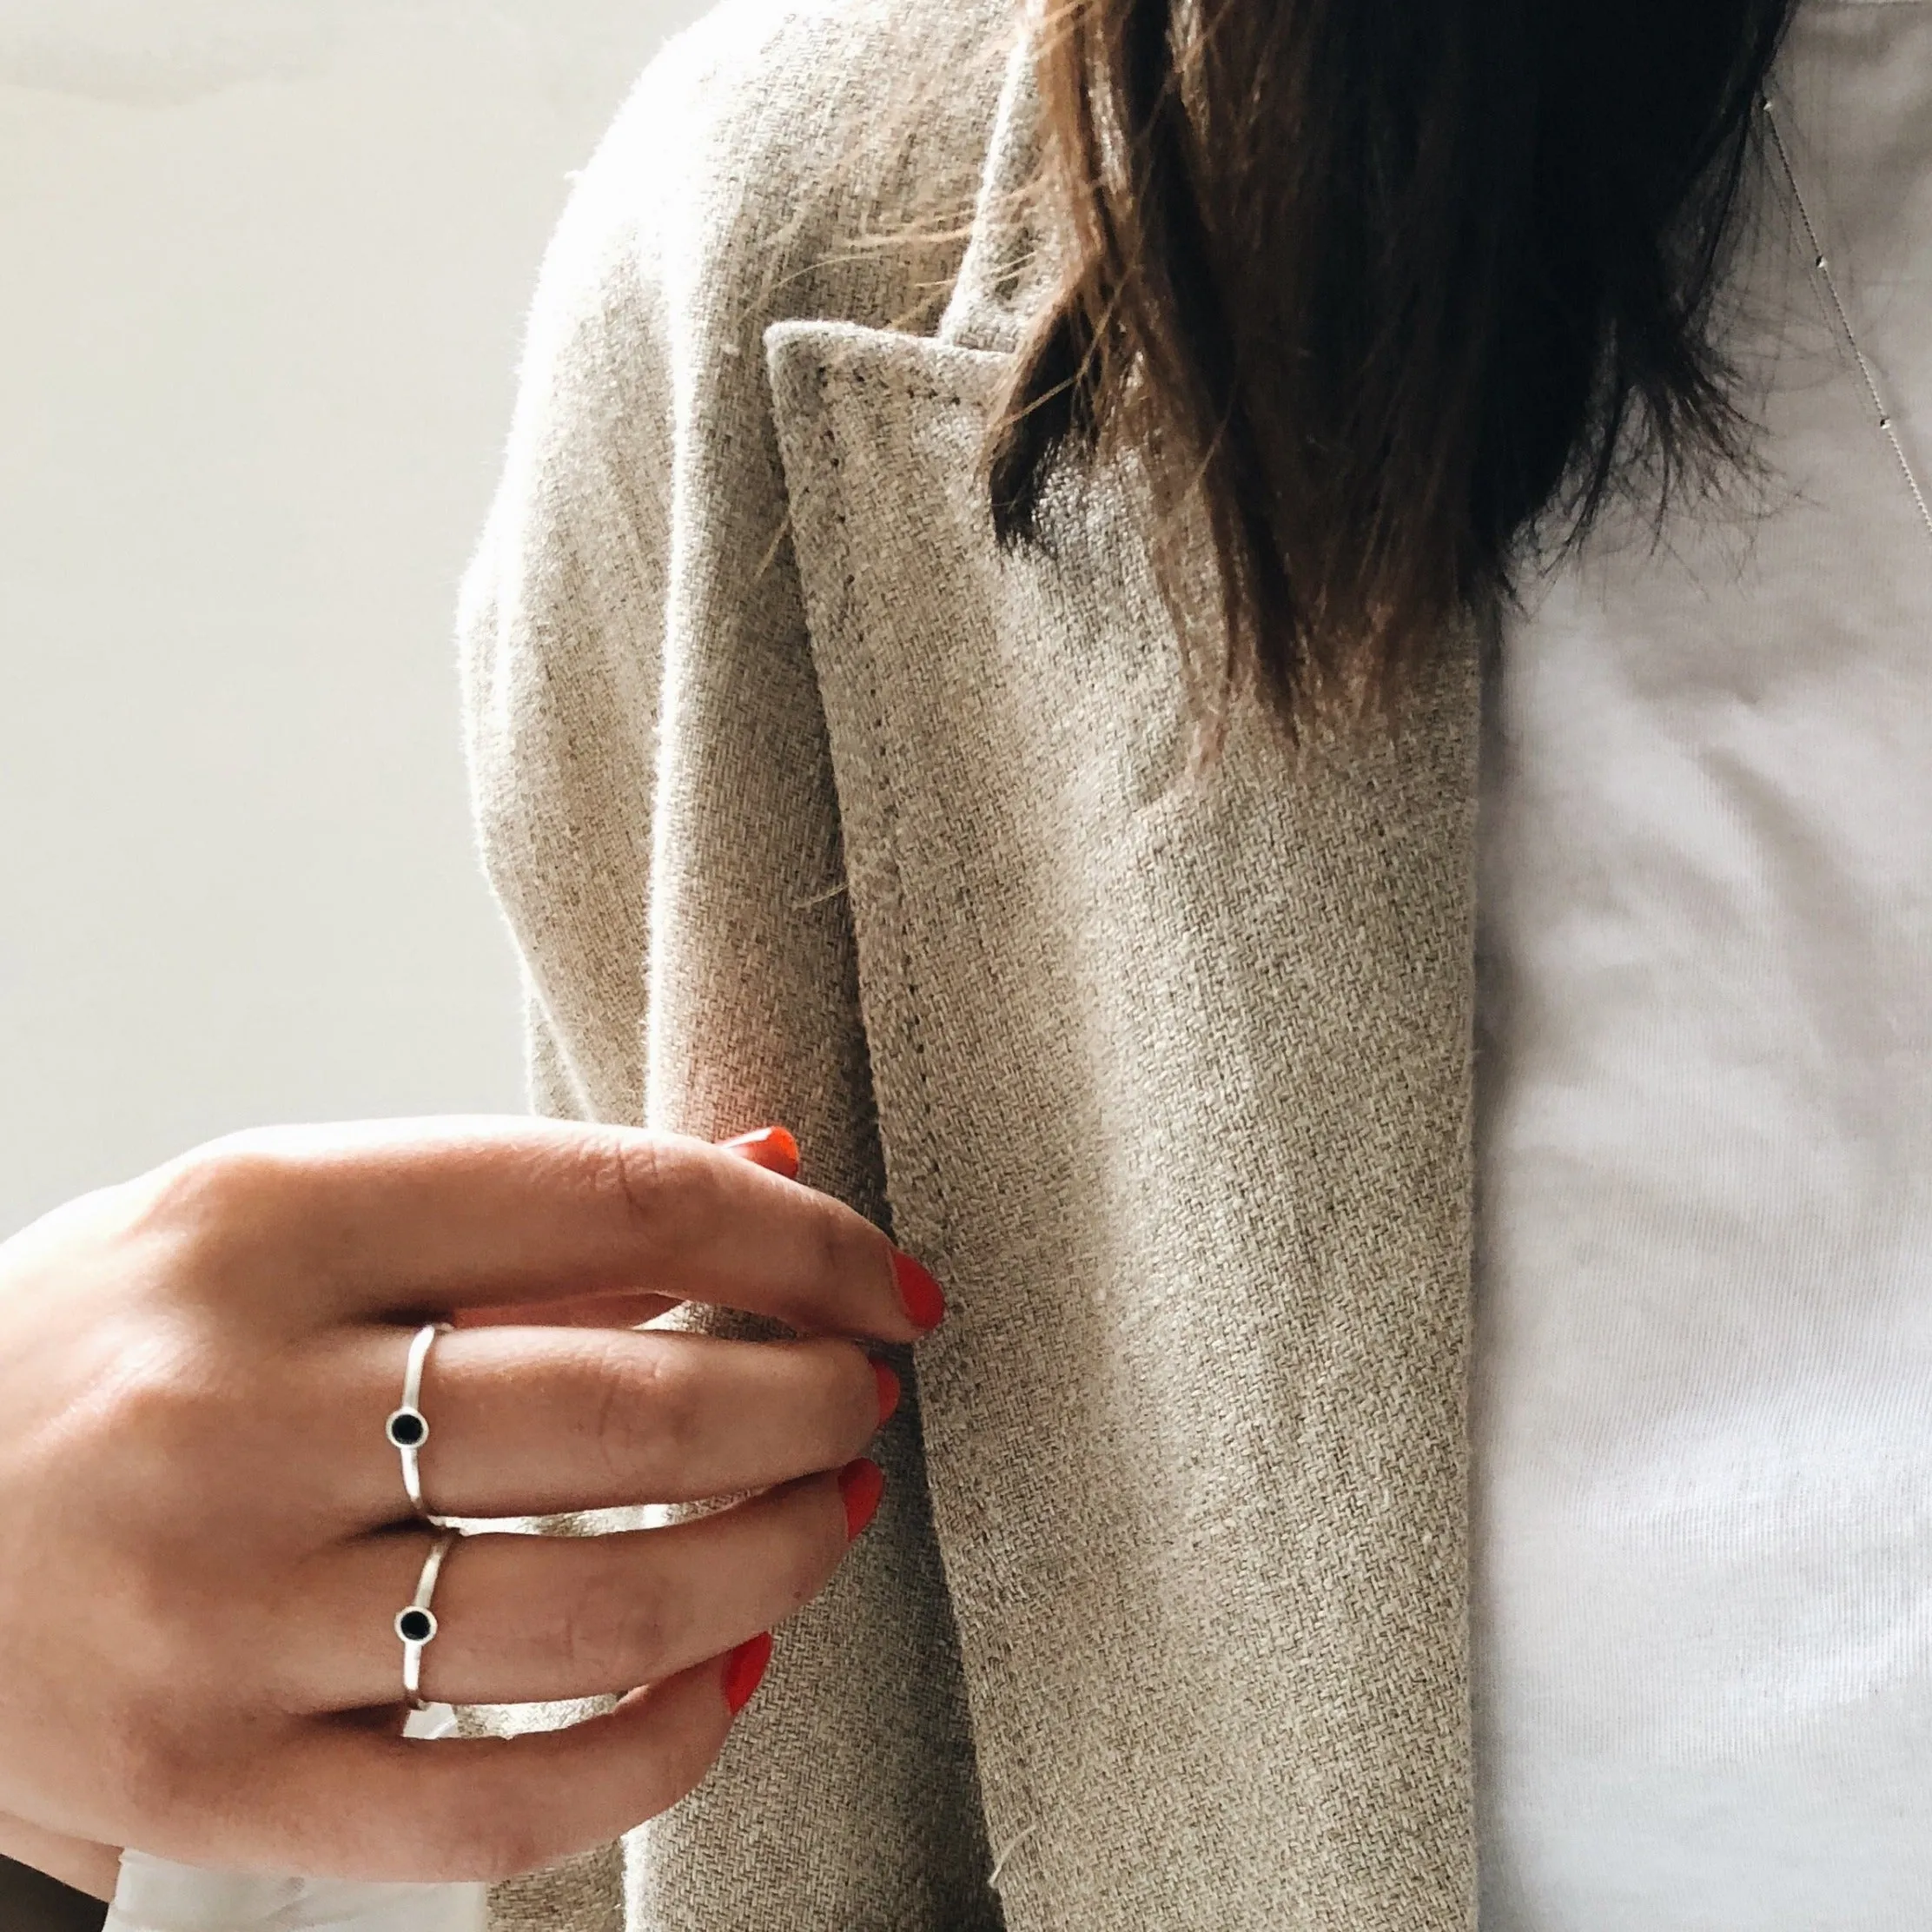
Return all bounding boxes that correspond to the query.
[460,0,1480,1923]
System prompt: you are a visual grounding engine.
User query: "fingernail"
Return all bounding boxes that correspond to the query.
[872,1359,901,1426]
[891,1250,947,1331]
[720,1126,800,1181]
[723,1631,773,1716]
[838,1458,885,1540]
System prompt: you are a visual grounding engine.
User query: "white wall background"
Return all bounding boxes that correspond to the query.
[0,0,709,1236]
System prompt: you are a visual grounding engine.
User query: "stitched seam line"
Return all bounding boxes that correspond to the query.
[813,359,963,1270]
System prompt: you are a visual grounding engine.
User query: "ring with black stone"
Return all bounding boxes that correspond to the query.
[397,1528,460,1711]
[385,1321,450,1523]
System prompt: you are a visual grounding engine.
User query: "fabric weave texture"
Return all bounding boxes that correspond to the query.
[460,0,1483,1923]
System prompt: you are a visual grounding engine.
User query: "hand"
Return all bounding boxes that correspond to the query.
[0,1118,942,1886]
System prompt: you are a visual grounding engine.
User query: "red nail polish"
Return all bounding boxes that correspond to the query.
[838,1458,885,1540]
[720,1126,800,1181]
[723,1631,773,1716]
[872,1360,901,1426]
[891,1250,947,1331]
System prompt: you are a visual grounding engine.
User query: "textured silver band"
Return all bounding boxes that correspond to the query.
[384,1321,451,1523]
[396,1528,460,1711]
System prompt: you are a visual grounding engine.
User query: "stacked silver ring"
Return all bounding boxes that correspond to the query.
[397,1529,459,1712]
[387,1322,463,1710]
[385,1320,449,1525]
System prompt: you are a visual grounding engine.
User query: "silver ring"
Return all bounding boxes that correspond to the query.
[385,1321,450,1523]
[396,1528,460,1711]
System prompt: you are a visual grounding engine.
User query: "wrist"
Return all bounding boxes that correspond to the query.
[0,1812,122,1905]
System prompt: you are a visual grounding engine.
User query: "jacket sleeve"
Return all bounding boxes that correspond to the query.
[458,16,1000,1930]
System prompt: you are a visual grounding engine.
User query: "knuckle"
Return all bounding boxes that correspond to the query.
[466,1819,548,1885]
[806,1339,878,1449]
[583,1340,694,1480]
[778,1487,849,1614]
[175,1135,300,1214]
[430,1783,548,1884]
[101,1341,228,1474]
[584,1129,681,1241]
[606,1130,665,1230]
[652,1731,719,1819]
[113,1710,198,1822]
[133,1135,310,1273]
[473,1830,548,1886]
[102,1538,253,1710]
[552,1556,672,1683]
[800,1192,878,1304]
[807,1195,852,1286]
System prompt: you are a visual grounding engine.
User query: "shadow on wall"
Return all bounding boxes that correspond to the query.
[0,0,347,100]
[0,0,705,110]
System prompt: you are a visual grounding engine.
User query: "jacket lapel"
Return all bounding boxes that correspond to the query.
[762,37,1483,1925]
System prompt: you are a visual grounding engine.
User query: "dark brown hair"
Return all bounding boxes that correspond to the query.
[984,0,1800,734]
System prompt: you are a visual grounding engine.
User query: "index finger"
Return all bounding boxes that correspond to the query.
[159,1117,945,1341]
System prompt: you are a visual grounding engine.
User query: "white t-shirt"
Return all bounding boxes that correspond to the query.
[1472,2,1932,1925]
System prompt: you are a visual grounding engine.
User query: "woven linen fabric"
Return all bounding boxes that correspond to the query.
[460,0,1483,1924]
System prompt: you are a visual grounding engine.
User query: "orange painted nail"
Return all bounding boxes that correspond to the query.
[720,1126,800,1181]
[838,1458,885,1540]
[723,1632,773,1716]
[891,1250,947,1331]
[872,1360,902,1426]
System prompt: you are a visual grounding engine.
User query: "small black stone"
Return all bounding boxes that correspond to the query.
[387,1412,427,1448]
[398,1609,434,1643]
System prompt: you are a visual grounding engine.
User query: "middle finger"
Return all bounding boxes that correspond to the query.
[322,1324,897,1525]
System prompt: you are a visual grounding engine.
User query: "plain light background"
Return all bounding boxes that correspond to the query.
[0,0,709,1236]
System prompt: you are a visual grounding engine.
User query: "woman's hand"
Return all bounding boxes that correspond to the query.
[0,1118,942,1889]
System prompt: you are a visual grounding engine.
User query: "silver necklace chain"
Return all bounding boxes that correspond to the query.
[1759,89,1932,557]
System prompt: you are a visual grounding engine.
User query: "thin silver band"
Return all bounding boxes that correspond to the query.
[396,1528,460,1712]
[385,1321,450,1523]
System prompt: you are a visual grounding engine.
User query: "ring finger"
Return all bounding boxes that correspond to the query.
[288,1459,884,1710]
